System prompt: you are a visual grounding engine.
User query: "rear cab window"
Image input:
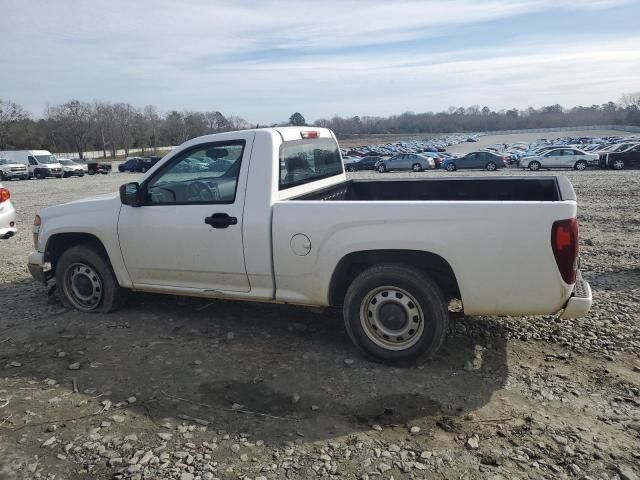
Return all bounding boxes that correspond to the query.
[279,138,343,190]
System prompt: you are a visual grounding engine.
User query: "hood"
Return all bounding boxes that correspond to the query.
[41,192,119,219]
[0,162,26,168]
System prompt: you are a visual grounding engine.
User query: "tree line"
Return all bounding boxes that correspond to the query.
[1,93,639,158]
[0,99,251,158]
[313,93,640,137]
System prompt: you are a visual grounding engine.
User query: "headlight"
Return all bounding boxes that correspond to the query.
[33,214,41,249]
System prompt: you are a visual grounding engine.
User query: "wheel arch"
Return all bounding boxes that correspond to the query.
[328,249,461,307]
[45,232,111,273]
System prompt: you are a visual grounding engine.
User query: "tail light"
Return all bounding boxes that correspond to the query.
[300,131,319,139]
[0,188,10,203]
[551,218,579,284]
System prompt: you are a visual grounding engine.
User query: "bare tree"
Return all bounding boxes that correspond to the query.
[112,103,137,158]
[47,100,93,158]
[0,98,29,149]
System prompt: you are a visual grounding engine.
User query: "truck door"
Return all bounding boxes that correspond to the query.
[118,133,255,292]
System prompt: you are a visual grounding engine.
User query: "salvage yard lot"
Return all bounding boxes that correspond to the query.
[1,164,639,478]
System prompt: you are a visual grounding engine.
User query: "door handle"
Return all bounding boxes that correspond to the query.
[204,213,237,229]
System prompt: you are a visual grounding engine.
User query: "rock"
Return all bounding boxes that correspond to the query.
[372,424,383,432]
[344,358,354,366]
[409,426,421,434]
[292,393,301,404]
[420,451,432,459]
[157,432,173,441]
[239,453,249,461]
[127,396,137,404]
[124,434,138,442]
[68,362,80,370]
[9,361,22,367]
[179,474,194,480]
[466,435,480,449]
[569,464,581,475]
[226,332,235,340]
[617,466,638,480]
[41,436,56,447]
[311,405,319,411]
[45,424,57,432]
[378,463,391,473]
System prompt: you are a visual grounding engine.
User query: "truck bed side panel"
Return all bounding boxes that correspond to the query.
[272,201,577,315]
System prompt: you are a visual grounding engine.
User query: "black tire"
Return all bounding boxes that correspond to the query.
[486,161,497,171]
[446,163,456,171]
[528,161,541,171]
[411,163,423,172]
[377,164,386,173]
[343,264,449,363]
[56,244,125,313]
[574,160,587,171]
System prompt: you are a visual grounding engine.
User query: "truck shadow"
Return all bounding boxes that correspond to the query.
[1,280,509,444]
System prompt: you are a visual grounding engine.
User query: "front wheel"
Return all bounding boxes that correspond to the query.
[377,165,386,173]
[343,264,449,363]
[446,163,456,171]
[612,159,625,170]
[56,245,125,313]
[486,161,497,171]
[574,160,587,171]
[528,161,541,171]
[412,163,423,172]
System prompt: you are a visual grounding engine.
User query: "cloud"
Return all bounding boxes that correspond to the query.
[1,0,638,121]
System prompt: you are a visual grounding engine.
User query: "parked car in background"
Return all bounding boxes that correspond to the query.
[0,150,63,178]
[599,143,640,169]
[87,160,112,175]
[0,158,29,180]
[58,158,85,177]
[376,153,435,172]
[442,151,507,171]
[0,182,16,239]
[346,156,386,171]
[119,157,150,173]
[519,148,599,171]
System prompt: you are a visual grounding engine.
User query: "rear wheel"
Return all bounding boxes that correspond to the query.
[574,160,587,171]
[343,264,449,363]
[446,163,456,171]
[528,161,541,171]
[56,245,125,313]
[377,164,386,173]
[485,161,497,171]
[612,159,625,170]
[412,163,423,172]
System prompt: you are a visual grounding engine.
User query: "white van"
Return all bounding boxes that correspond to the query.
[0,150,63,179]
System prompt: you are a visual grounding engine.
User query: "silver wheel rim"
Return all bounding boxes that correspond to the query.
[487,163,496,171]
[613,160,624,169]
[530,162,540,171]
[413,164,420,172]
[576,162,586,170]
[63,262,103,311]
[360,286,425,351]
[378,166,385,172]
[447,164,455,171]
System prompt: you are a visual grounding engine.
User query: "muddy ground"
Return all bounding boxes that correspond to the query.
[0,160,639,479]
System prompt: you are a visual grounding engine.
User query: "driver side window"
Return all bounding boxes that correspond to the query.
[147,141,245,205]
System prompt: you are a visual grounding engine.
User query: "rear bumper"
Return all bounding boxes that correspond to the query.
[559,271,592,319]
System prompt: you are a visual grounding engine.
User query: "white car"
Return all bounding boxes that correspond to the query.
[58,158,86,177]
[0,182,17,239]
[0,158,29,180]
[519,148,599,171]
[27,127,592,363]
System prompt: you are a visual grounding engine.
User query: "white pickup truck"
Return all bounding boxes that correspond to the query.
[28,127,592,362]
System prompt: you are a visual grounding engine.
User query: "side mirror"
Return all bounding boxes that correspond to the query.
[119,182,144,207]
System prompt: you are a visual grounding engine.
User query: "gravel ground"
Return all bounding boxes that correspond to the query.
[0,165,639,480]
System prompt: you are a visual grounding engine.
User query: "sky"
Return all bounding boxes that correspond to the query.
[1,0,639,123]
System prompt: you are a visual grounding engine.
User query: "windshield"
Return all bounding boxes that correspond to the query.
[0,159,8,165]
[59,160,74,165]
[279,138,343,190]
[35,155,58,164]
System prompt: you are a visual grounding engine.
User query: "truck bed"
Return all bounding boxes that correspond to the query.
[294,176,575,202]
